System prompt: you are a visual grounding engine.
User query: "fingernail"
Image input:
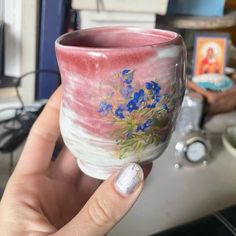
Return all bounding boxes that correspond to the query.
[114,163,144,196]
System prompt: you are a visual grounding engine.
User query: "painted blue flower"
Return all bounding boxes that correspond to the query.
[126,131,133,139]
[145,94,160,108]
[122,69,134,84]
[152,81,161,90]
[154,82,161,91]
[136,124,143,132]
[115,106,125,119]
[120,85,133,99]
[133,89,145,104]
[98,101,113,115]
[145,81,161,94]
[136,119,153,132]
[145,82,153,90]
[127,99,139,112]
[162,104,169,112]
[145,81,161,101]
[143,119,153,129]
[122,69,131,75]
[153,95,161,102]
[146,102,156,108]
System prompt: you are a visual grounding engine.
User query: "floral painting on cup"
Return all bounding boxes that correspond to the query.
[97,68,175,159]
[56,27,186,179]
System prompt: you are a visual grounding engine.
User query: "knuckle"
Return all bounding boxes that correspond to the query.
[88,197,116,227]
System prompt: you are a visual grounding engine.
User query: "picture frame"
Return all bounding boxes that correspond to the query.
[193,33,229,76]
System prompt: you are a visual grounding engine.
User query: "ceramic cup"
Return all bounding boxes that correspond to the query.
[55,27,186,179]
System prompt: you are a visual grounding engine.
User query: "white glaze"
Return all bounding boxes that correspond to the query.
[60,106,168,169]
[157,45,181,59]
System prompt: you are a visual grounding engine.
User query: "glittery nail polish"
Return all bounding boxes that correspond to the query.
[114,163,144,196]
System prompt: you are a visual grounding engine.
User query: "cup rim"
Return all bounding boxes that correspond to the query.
[55,26,181,51]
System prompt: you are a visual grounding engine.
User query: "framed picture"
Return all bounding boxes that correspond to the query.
[193,33,229,76]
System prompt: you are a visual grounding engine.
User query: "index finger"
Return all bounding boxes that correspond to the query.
[16,86,62,175]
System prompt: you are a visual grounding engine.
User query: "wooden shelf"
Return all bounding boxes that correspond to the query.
[156,11,236,29]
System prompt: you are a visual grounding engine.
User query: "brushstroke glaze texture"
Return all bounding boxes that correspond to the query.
[55,27,186,179]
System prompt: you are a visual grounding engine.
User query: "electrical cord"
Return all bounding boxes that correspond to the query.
[15,69,60,109]
[0,70,60,153]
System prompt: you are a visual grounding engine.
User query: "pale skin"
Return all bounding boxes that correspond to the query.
[0,87,151,236]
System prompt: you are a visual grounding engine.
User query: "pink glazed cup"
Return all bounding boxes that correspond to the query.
[55,27,186,179]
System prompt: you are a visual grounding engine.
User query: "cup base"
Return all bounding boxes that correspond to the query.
[76,141,169,179]
[77,159,122,180]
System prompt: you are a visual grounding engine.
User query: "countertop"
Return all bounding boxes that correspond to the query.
[110,131,236,236]
[1,112,236,235]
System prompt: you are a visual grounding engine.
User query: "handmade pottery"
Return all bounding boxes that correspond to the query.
[55,27,186,179]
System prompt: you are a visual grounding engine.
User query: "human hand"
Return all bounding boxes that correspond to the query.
[187,79,236,115]
[0,87,152,236]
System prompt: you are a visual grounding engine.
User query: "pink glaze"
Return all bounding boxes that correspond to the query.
[55,27,186,179]
[56,27,184,138]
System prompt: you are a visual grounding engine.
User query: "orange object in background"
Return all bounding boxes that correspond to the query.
[194,36,228,76]
[225,0,236,10]
[199,47,220,74]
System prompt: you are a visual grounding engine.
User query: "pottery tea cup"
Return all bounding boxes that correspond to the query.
[55,27,186,179]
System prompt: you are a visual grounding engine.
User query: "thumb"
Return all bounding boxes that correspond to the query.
[56,163,144,236]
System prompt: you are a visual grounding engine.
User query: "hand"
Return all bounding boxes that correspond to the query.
[187,78,236,115]
[0,87,152,236]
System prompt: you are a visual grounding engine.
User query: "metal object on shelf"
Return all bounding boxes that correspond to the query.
[175,131,211,168]
[174,90,212,168]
